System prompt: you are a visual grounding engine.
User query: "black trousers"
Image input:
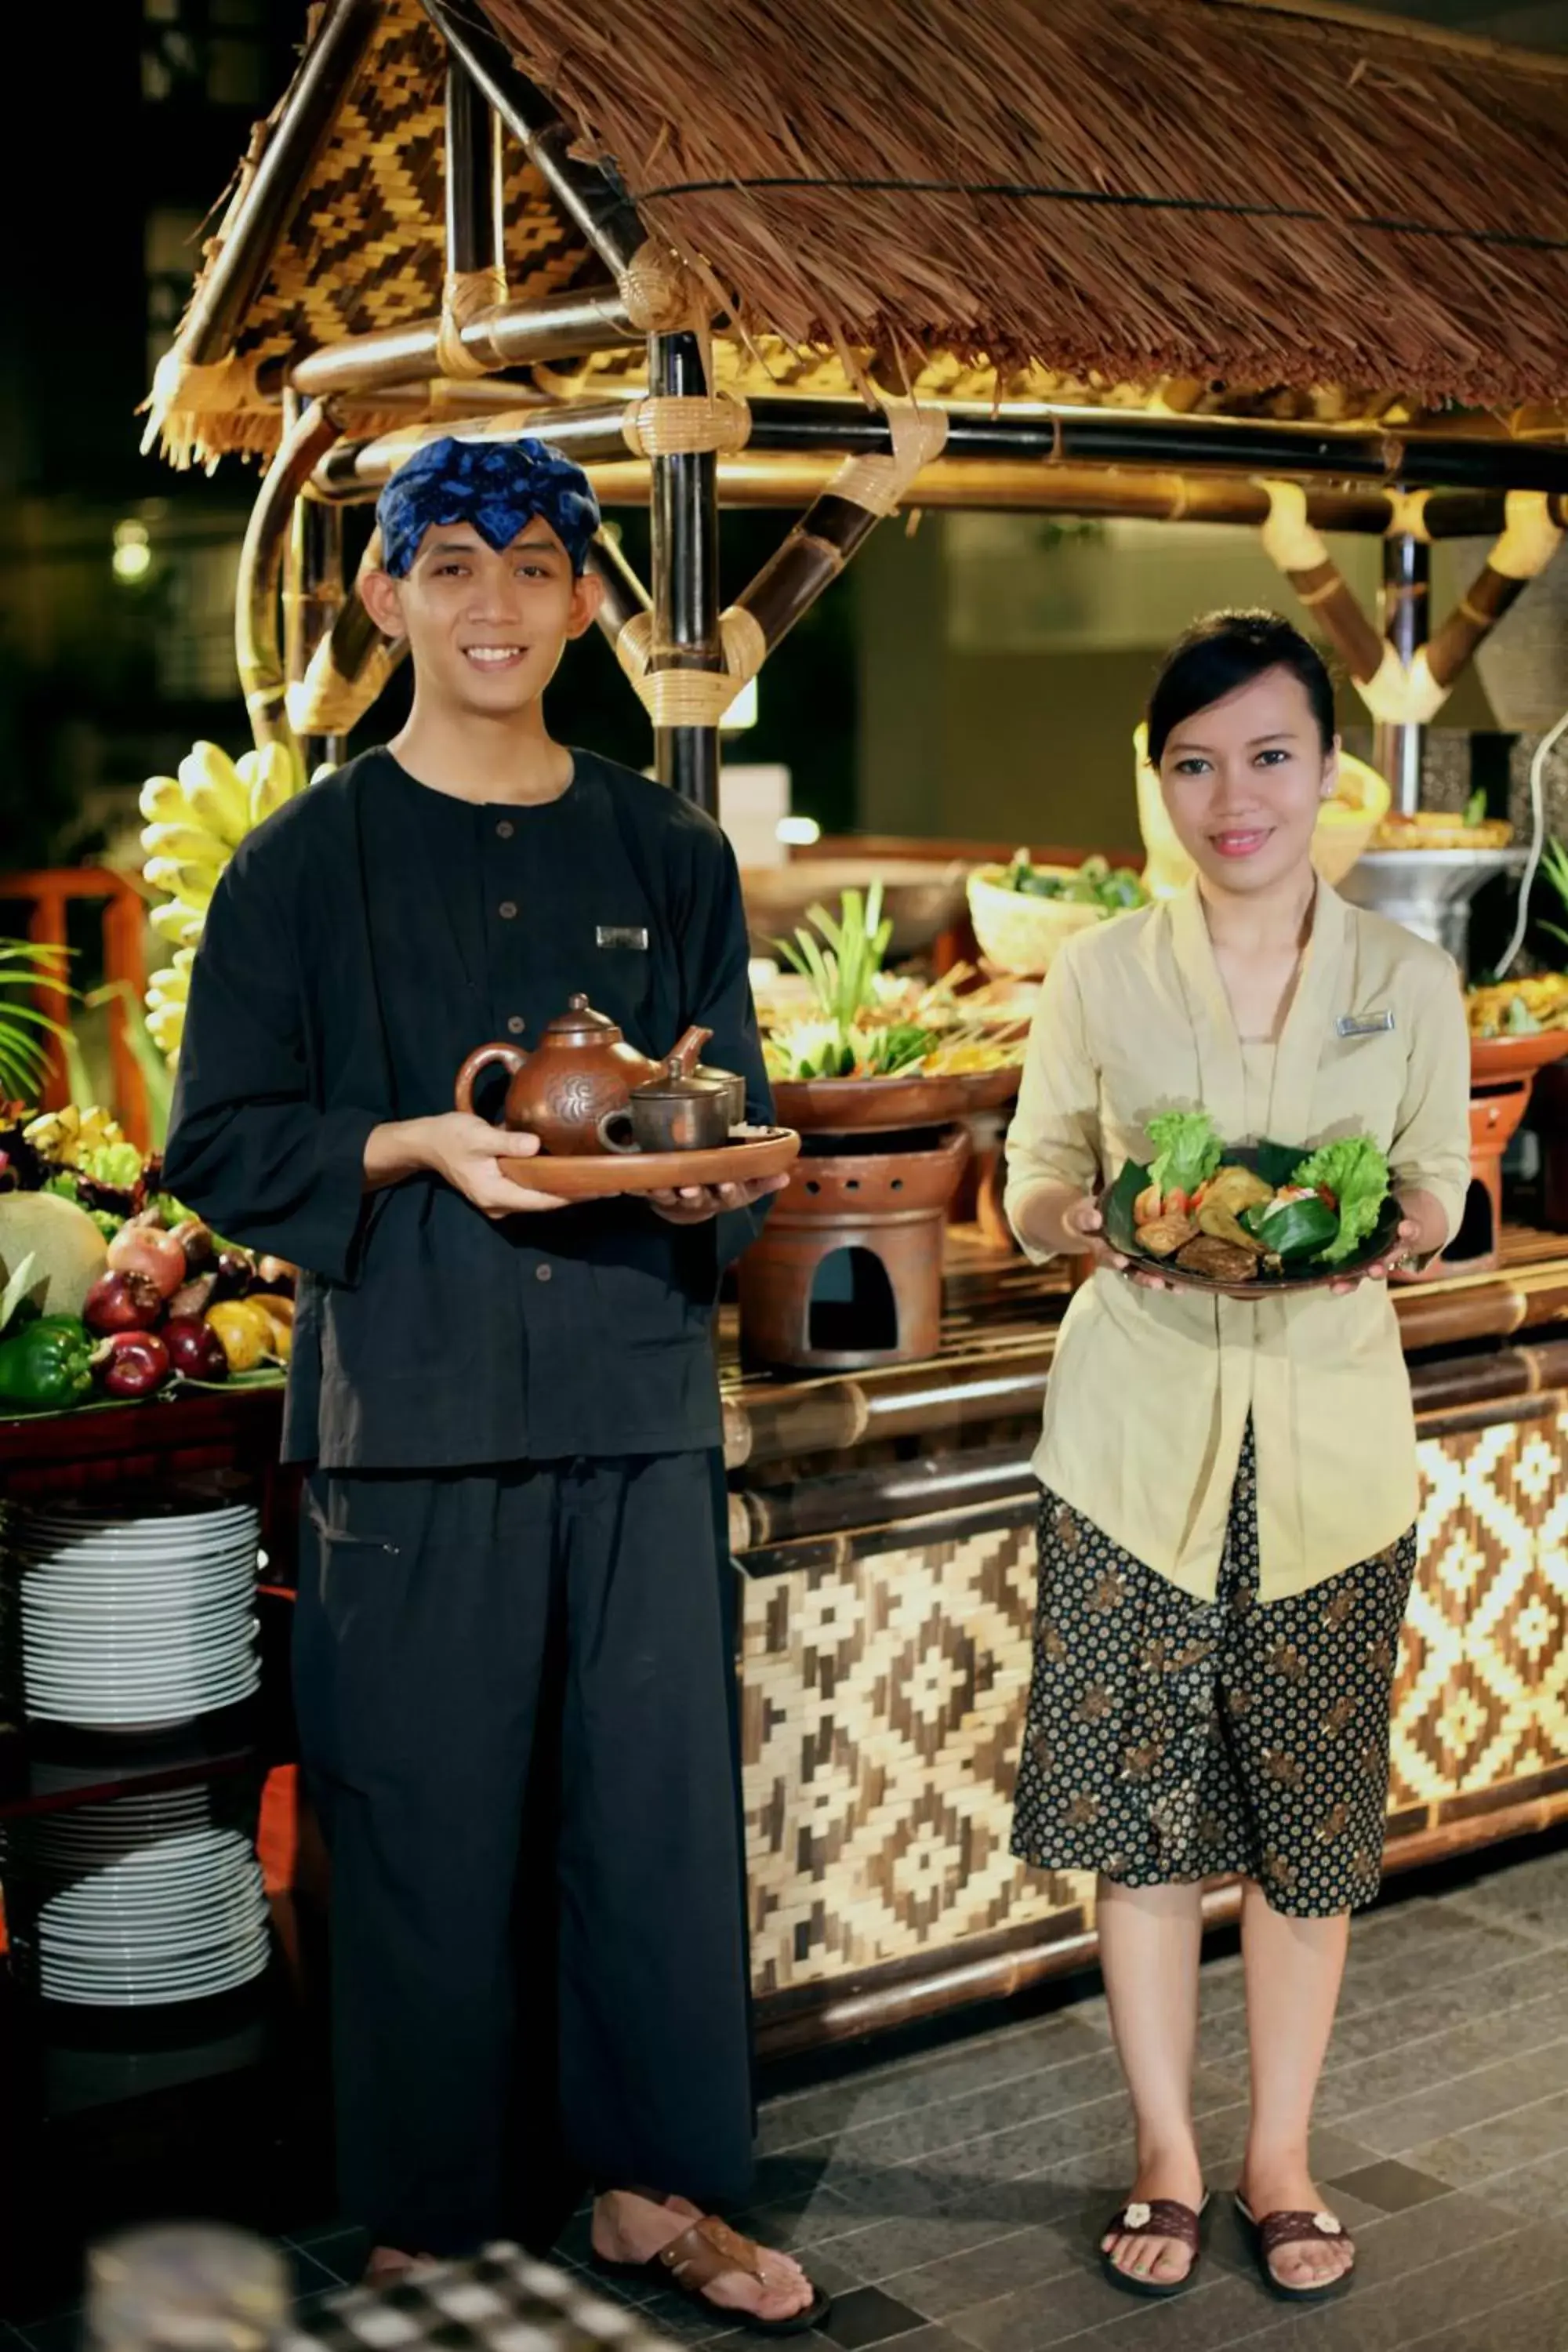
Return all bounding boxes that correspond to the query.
[295,1452,756,2256]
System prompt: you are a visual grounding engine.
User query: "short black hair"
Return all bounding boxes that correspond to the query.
[1146,610,1337,765]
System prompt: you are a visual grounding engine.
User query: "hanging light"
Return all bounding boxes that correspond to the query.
[112,519,152,583]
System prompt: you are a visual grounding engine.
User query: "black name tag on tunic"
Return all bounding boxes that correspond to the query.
[597,924,649,951]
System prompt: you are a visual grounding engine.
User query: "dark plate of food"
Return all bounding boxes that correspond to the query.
[1102,1113,1403,1297]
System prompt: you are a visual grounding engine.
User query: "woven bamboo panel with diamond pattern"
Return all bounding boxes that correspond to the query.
[742,1415,1568,1997]
[174,0,593,415]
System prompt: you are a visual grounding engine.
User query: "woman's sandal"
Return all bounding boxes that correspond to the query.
[1235,2195,1356,2303]
[1098,2192,1209,2299]
[590,2213,831,2339]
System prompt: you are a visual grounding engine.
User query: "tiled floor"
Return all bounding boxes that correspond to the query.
[9,1837,1568,2351]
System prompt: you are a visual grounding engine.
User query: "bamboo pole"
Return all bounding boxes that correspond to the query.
[419,0,692,332]
[1375,535,1431,815]
[445,52,503,289]
[166,0,381,369]
[316,398,1568,498]
[237,404,343,753]
[1209,0,1568,75]
[647,331,722,808]
[314,402,641,494]
[286,285,637,401]
[585,530,653,640]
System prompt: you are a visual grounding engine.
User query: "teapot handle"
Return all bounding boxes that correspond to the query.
[666,1024,713,1078]
[454,1041,528,1120]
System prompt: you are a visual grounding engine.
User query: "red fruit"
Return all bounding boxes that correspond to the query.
[100,1329,171,1399]
[83,1269,163,1335]
[107,1218,187,1299]
[161,1316,229,1381]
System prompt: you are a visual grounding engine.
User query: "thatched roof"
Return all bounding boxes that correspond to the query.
[487,0,1568,411]
[150,0,1568,468]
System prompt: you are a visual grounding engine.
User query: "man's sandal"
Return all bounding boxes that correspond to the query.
[1235,2197,1356,2303]
[591,2215,831,2339]
[1098,2193,1209,2299]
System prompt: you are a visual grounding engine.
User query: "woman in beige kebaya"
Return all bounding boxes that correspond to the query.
[1006,612,1468,2307]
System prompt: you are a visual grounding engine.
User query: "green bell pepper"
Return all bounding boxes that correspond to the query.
[0,1315,96,1410]
[1244,1191,1341,1262]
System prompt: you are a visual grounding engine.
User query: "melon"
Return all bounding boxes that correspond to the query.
[0,1192,111,1322]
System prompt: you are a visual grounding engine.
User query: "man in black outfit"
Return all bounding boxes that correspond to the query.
[165,439,822,2332]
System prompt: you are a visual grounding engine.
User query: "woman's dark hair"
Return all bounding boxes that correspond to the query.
[1145,609,1337,765]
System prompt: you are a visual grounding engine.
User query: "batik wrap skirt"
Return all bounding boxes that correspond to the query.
[1011,1423,1416,1917]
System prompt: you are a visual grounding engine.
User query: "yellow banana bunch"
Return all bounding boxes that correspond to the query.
[140,735,307,1064]
[179,741,252,849]
[241,742,301,830]
[144,948,194,1060]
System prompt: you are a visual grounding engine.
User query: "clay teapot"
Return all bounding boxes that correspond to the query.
[454,994,710,1156]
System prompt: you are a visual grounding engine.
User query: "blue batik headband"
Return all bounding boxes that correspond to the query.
[376,435,601,578]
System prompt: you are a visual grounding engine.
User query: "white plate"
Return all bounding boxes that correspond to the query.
[34,1904,269,1950]
[23,1635,257,1675]
[22,1671,259,1704]
[17,1595,257,1624]
[38,1897,266,1938]
[35,1900,267,1957]
[16,1503,256,1534]
[23,1686,259,1728]
[28,1952,270,2009]
[23,1615,257,1648]
[29,1937,272,1994]
[32,1928,272,1981]
[38,1876,263,1919]
[9,1555,259,1584]
[23,1667,258,1699]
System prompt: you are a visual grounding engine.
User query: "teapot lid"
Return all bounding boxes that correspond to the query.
[541,993,622,1043]
[633,1063,730,1102]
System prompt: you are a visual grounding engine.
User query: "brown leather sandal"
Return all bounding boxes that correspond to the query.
[591,2214,831,2338]
[1098,2193,1209,2299]
[1235,2196,1356,2302]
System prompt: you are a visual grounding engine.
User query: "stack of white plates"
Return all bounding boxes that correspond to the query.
[2,1788,270,2007]
[0,1493,260,1731]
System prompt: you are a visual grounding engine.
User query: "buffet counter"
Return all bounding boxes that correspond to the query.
[724,1227,1568,2053]
[7,1236,1568,2058]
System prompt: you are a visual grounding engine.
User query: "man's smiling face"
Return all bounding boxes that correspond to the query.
[363,517,604,718]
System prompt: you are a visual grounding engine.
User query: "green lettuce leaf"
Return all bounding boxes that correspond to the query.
[1290,1134,1391,1264]
[1146,1110,1223,1199]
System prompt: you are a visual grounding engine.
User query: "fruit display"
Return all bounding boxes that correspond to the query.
[0,1105,293,1416]
[1468,974,1568,1039]
[140,739,306,1064]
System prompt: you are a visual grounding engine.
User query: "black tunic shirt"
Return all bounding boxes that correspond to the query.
[163,748,771,1469]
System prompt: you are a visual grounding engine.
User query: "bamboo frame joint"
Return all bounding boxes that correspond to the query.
[620,389,753,458]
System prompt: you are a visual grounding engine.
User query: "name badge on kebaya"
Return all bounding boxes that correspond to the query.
[596,925,649,951]
[1334,1010,1396,1038]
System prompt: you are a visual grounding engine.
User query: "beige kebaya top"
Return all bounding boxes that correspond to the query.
[1004,879,1471,1602]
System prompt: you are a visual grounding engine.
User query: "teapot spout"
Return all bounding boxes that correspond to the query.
[666,1023,713,1076]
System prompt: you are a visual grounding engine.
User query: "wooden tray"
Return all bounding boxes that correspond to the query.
[1470,1030,1568,1085]
[500,1127,800,1200]
[772,1065,1021,1133]
[1102,1142,1403,1298]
